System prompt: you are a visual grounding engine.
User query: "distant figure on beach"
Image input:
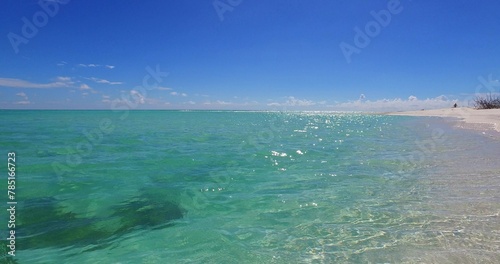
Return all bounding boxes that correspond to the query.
[453,103,457,108]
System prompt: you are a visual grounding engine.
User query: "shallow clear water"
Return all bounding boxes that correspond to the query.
[0,110,499,263]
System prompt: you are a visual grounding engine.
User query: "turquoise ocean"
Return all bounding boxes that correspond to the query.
[1,110,499,263]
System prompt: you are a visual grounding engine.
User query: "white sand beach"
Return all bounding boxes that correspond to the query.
[387,108,500,132]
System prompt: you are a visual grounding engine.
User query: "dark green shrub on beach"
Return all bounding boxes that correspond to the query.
[473,94,500,109]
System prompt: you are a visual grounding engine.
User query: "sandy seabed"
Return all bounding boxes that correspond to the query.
[384,108,500,263]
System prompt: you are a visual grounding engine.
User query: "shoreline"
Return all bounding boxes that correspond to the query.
[385,108,500,134]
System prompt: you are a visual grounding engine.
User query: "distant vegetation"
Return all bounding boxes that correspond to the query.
[474,94,500,109]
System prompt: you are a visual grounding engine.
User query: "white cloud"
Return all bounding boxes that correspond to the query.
[0,77,72,89]
[79,83,98,95]
[216,100,232,105]
[333,95,454,112]
[196,100,263,110]
[15,92,29,104]
[78,64,96,67]
[130,90,145,104]
[88,77,123,85]
[244,101,260,106]
[157,87,172,91]
[169,91,188,96]
[287,96,315,106]
[267,96,316,107]
[261,95,459,111]
[203,100,233,106]
[55,76,72,82]
[80,84,91,90]
[78,63,115,69]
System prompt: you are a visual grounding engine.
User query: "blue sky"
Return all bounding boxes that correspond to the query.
[1,0,500,111]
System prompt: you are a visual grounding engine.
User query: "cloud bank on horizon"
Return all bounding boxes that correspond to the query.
[1,1,500,111]
[0,74,467,112]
